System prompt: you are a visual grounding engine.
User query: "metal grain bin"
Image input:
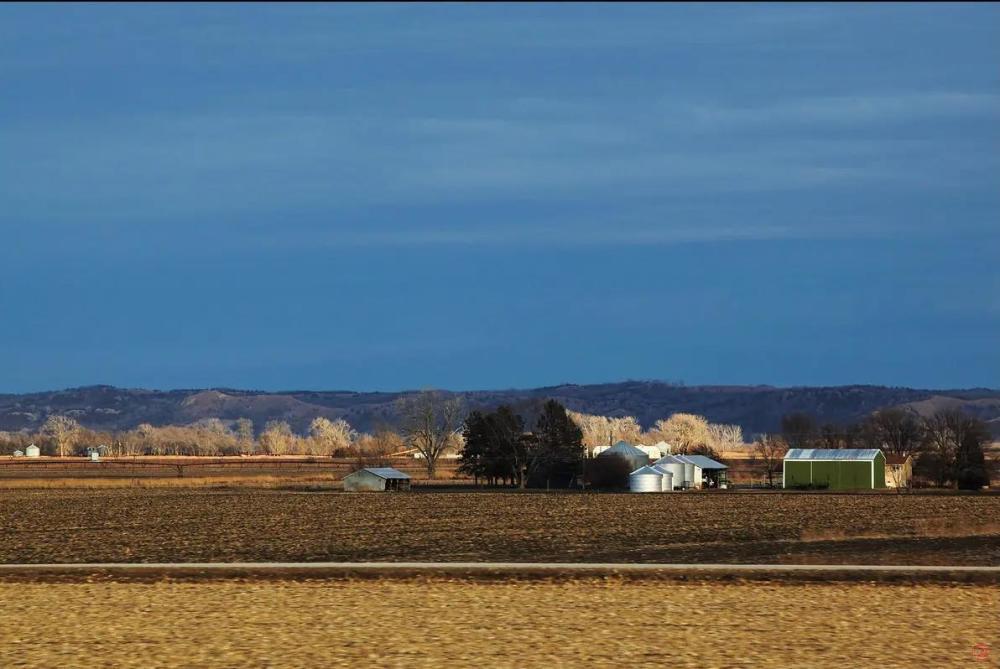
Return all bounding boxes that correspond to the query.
[651,465,675,492]
[653,456,686,490]
[629,466,664,493]
[599,441,651,472]
[673,456,696,489]
[25,444,40,458]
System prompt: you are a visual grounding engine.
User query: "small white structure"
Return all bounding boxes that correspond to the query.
[90,451,100,462]
[25,444,40,458]
[12,450,24,457]
[412,449,461,460]
[649,441,672,456]
[629,466,666,493]
[636,444,663,460]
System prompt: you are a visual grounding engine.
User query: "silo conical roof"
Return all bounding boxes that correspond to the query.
[601,441,649,458]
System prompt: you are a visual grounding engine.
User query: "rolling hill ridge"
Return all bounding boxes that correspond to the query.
[1,382,998,438]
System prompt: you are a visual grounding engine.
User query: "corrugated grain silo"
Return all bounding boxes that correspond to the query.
[629,466,664,493]
[654,455,687,490]
[651,465,675,491]
[599,441,651,471]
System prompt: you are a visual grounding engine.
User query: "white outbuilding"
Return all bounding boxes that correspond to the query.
[674,455,702,489]
[25,444,40,458]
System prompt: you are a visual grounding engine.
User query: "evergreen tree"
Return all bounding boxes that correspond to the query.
[460,405,524,486]
[531,399,585,488]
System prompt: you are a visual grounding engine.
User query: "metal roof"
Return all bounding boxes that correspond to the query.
[362,467,411,479]
[784,448,882,461]
[654,455,687,465]
[679,454,728,470]
[599,441,649,458]
[629,465,665,477]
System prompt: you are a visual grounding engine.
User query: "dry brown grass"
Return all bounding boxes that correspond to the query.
[0,578,994,668]
[0,474,339,490]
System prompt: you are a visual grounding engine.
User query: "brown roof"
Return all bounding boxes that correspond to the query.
[885,454,911,465]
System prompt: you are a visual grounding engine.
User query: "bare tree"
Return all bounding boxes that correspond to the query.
[567,411,642,455]
[921,409,990,488]
[308,417,357,455]
[41,415,81,457]
[235,418,255,454]
[709,423,744,453]
[396,390,464,479]
[864,408,923,457]
[651,413,712,454]
[752,434,787,488]
[258,420,296,455]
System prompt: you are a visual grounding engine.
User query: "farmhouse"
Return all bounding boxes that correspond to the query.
[783,448,886,490]
[884,454,913,488]
[343,467,411,492]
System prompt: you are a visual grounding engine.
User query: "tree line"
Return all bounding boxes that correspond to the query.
[0,414,408,459]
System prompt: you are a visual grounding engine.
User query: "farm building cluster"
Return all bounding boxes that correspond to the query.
[599,441,909,493]
[595,441,729,492]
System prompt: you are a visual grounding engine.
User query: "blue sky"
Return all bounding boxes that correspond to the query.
[1,3,998,393]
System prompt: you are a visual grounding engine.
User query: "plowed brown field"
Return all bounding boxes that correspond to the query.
[2,489,998,564]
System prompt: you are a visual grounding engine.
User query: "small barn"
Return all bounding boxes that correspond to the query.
[343,467,411,492]
[884,454,913,488]
[783,448,886,490]
[597,441,650,471]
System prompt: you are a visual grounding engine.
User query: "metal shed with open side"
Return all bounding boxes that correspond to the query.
[343,467,412,492]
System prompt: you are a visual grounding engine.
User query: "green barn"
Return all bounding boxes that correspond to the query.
[783,448,886,490]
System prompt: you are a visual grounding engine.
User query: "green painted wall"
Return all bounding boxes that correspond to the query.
[784,461,813,488]
[872,451,886,489]
[783,453,886,489]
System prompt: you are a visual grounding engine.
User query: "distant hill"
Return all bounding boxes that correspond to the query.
[2,382,999,438]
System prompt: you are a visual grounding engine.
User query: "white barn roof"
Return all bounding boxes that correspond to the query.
[784,448,882,461]
[680,454,728,470]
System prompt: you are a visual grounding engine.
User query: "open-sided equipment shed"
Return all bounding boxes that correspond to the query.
[343,467,412,492]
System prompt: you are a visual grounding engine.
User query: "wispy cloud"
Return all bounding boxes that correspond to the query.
[684,92,1000,128]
